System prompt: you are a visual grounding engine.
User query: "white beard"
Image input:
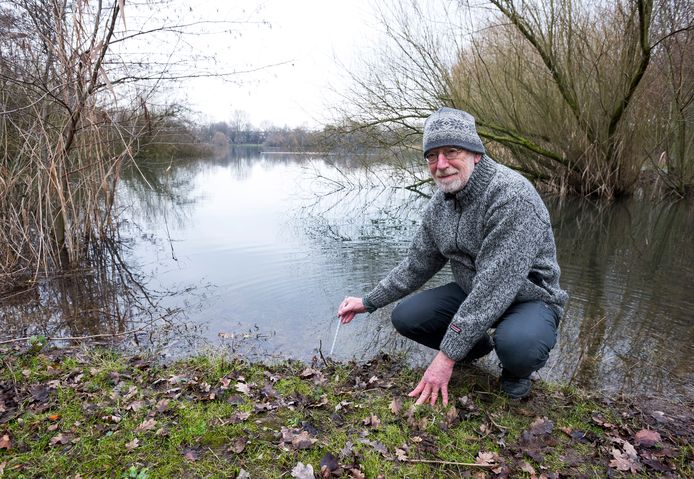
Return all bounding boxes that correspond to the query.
[434,169,466,193]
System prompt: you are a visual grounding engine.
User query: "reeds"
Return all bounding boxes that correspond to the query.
[0,1,200,292]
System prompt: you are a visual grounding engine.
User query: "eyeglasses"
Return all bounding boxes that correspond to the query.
[425,147,466,164]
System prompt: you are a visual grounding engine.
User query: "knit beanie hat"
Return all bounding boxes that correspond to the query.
[423,107,485,157]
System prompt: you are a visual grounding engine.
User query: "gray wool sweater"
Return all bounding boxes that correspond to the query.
[364,155,568,361]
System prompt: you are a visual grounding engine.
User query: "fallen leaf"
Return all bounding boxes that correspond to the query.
[529,417,554,436]
[230,411,251,424]
[389,397,403,414]
[320,452,339,473]
[339,440,354,458]
[125,438,139,451]
[102,414,122,423]
[155,399,170,413]
[395,448,408,461]
[127,400,146,412]
[520,461,537,478]
[237,469,251,479]
[291,461,314,479]
[634,429,661,447]
[235,382,251,395]
[609,448,640,473]
[48,414,60,421]
[475,451,499,465]
[50,433,70,446]
[299,368,320,379]
[368,375,379,384]
[362,414,381,428]
[359,438,389,456]
[291,430,317,449]
[228,437,246,454]
[444,405,459,426]
[135,418,157,432]
[349,468,365,479]
[182,447,200,461]
[0,434,11,450]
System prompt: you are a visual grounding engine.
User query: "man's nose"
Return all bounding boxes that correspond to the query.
[435,151,450,168]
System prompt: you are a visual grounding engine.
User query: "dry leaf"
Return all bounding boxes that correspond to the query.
[182,447,200,461]
[520,461,537,478]
[125,438,139,451]
[291,461,314,479]
[0,434,11,450]
[230,411,251,424]
[291,430,317,449]
[362,414,381,427]
[445,405,459,426]
[475,451,499,465]
[135,418,157,432]
[349,468,366,479]
[634,429,661,447]
[50,433,70,446]
[228,437,246,454]
[237,469,251,479]
[609,448,640,473]
[395,448,408,461]
[320,452,339,473]
[529,417,554,436]
[389,397,403,414]
[235,382,251,395]
[126,400,145,412]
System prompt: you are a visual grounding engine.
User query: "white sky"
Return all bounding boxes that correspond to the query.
[172,0,382,128]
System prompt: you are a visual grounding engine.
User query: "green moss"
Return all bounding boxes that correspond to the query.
[1,348,690,478]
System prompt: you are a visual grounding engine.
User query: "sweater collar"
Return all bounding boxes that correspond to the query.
[443,154,496,205]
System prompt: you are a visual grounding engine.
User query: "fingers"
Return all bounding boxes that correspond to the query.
[414,384,432,405]
[408,379,425,398]
[440,384,449,406]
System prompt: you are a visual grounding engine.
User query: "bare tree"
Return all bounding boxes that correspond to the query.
[335,0,693,198]
[0,0,271,291]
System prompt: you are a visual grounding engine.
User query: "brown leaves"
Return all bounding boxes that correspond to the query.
[475,451,500,466]
[361,414,381,428]
[290,462,314,479]
[634,429,661,447]
[0,433,10,450]
[389,397,403,414]
[124,438,139,451]
[134,418,157,432]
[279,427,317,450]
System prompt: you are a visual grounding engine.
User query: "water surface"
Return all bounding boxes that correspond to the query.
[3,150,692,400]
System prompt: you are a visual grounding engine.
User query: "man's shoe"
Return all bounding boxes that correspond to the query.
[500,370,532,400]
[460,334,494,363]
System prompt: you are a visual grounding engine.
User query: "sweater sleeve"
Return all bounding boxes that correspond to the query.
[439,193,548,361]
[365,213,448,309]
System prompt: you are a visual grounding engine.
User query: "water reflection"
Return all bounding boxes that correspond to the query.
[2,150,691,400]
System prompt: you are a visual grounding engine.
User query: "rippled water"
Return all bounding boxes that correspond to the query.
[3,150,693,399]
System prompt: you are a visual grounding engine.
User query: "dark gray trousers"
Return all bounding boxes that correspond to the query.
[391,282,559,378]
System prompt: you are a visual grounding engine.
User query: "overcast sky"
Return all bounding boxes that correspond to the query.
[170,0,382,128]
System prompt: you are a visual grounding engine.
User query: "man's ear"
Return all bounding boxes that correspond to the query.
[474,153,482,164]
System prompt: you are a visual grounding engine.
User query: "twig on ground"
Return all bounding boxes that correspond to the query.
[400,458,494,468]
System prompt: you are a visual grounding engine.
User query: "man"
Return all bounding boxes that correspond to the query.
[337,107,567,405]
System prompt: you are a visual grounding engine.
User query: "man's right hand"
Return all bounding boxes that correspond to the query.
[337,296,367,324]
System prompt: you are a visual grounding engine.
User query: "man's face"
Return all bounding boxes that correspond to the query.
[426,147,482,193]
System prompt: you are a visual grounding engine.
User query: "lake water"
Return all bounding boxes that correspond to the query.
[3,150,693,400]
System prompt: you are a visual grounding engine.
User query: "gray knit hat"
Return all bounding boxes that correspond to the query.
[423,107,485,157]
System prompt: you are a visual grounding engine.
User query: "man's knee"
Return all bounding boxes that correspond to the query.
[495,329,555,377]
[391,301,416,336]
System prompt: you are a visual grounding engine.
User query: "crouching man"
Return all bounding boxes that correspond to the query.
[337,107,567,404]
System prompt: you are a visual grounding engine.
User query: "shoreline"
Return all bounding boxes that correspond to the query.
[1,345,691,478]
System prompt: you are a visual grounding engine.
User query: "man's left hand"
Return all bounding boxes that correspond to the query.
[408,351,455,406]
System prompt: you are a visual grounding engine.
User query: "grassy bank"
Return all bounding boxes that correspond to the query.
[0,346,691,478]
